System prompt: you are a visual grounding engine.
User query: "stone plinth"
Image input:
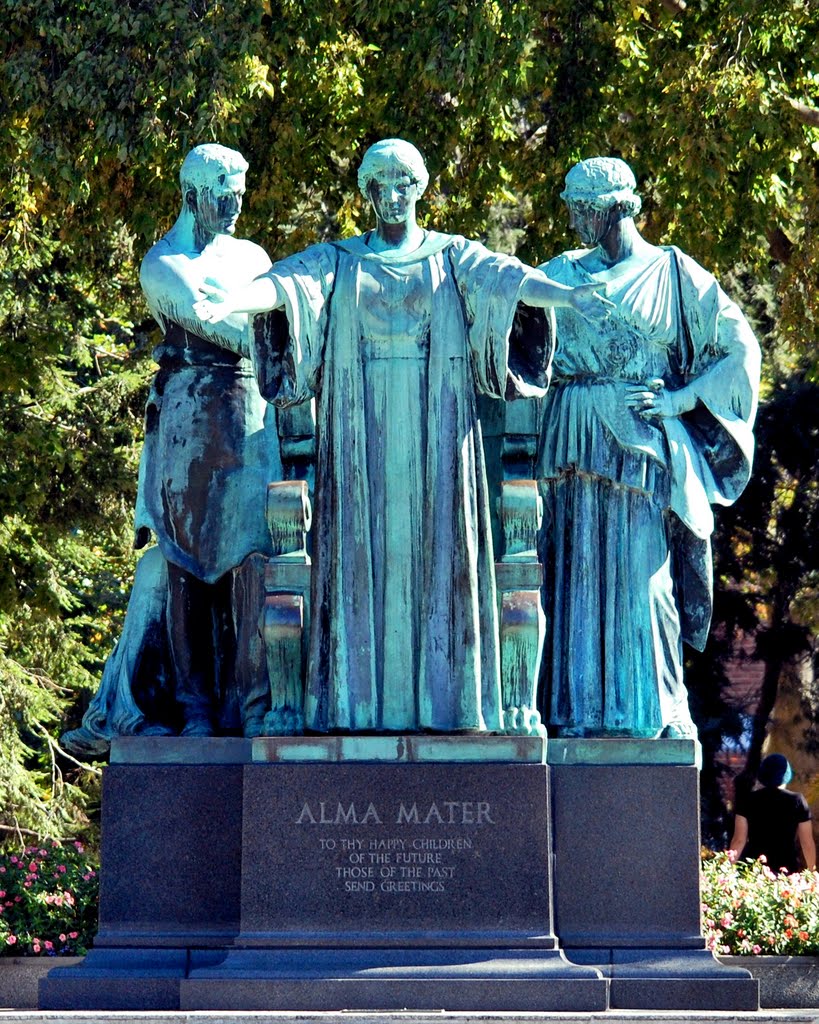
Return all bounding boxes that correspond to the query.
[547,739,758,1011]
[41,736,757,1012]
[41,736,605,1012]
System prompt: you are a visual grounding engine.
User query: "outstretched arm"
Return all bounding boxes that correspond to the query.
[520,271,613,321]
[193,273,283,324]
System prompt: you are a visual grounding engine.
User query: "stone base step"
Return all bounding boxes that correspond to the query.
[1,1009,818,1023]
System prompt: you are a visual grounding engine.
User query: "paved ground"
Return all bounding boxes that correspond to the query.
[0,1010,818,1023]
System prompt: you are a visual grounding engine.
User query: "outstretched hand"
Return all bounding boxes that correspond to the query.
[193,281,234,324]
[569,282,615,322]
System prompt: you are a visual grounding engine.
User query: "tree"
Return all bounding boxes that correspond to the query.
[1,0,818,842]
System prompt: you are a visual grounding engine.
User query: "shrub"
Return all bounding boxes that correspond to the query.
[702,851,819,955]
[0,841,99,955]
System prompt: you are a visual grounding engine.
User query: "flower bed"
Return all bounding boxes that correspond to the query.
[702,850,819,955]
[0,841,99,957]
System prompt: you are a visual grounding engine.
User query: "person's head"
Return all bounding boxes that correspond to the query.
[561,156,641,248]
[179,144,249,240]
[757,753,793,789]
[358,139,429,227]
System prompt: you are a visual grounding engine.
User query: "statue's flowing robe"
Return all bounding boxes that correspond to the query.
[535,246,759,737]
[252,232,552,732]
[134,323,282,582]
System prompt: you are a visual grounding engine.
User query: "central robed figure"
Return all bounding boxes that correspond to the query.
[195,138,610,734]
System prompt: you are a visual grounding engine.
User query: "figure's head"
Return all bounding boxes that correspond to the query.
[561,157,641,248]
[757,753,793,789]
[180,144,249,240]
[358,139,429,226]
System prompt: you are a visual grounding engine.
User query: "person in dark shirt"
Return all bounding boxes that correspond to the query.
[730,754,816,873]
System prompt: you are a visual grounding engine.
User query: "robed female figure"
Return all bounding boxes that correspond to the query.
[196,138,609,734]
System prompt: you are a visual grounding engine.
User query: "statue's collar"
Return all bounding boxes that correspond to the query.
[332,230,453,265]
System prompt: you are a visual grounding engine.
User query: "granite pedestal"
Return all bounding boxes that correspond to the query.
[548,739,758,1010]
[41,736,756,1011]
[40,736,605,1012]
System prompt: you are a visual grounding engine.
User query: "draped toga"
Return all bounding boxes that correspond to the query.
[252,231,552,733]
[535,246,759,737]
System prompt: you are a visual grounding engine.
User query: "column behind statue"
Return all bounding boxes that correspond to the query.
[62,144,283,754]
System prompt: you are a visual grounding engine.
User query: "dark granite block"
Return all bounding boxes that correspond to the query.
[239,762,555,947]
[609,978,759,1011]
[180,948,607,1011]
[563,940,759,1010]
[551,762,702,946]
[39,948,186,1010]
[95,763,243,946]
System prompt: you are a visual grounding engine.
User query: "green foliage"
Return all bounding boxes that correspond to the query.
[702,851,819,955]
[1,0,818,838]
[0,840,99,956]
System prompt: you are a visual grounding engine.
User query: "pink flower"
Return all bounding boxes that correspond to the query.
[0,891,5,899]
[719,913,733,927]
[74,842,84,852]
[68,932,78,939]
[9,857,17,865]
[33,944,41,954]
[752,945,762,954]
[23,881,31,889]
[39,849,47,857]
[5,935,16,945]
[28,862,37,872]
[58,865,66,873]
[59,934,66,942]
[44,941,53,950]
[0,867,6,873]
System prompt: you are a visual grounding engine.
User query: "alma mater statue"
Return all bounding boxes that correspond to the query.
[195,138,611,734]
[535,157,761,739]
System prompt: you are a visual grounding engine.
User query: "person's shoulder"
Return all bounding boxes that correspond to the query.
[784,788,812,815]
[666,245,718,288]
[139,237,178,289]
[225,236,272,273]
[539,249,587,277]
[231,236,270,258]
[446,233,471,251]
[140,236,188,276]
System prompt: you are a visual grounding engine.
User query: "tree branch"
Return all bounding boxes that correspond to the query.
[788,98,819,128]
